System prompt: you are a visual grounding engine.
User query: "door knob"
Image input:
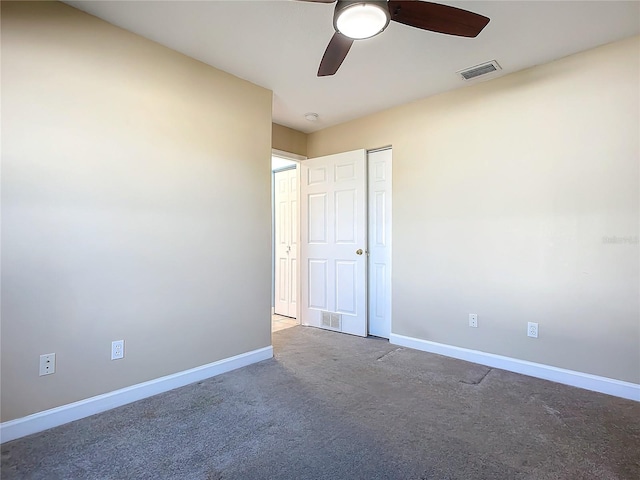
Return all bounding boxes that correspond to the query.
[356,249,363,255]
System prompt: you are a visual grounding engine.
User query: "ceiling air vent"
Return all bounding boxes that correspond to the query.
[457,60,502,81]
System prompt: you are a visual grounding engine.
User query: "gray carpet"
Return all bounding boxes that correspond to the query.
[2,326,639,479]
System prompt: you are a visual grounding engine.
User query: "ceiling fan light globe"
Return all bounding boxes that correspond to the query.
[335,2,390,40]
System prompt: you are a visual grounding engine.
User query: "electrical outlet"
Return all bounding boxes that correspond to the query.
[111,340,124,360]
[468,314,478,328]
[39,353,56,376]
[527,322,539,338]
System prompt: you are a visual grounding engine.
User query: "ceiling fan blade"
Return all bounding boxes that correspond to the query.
[388,1,490,38]
[318,33,354,77]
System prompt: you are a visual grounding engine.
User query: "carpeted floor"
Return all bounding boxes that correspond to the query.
[2,326,639,479]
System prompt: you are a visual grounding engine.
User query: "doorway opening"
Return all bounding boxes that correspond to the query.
[272,150,303,333]
[271,147,392,338]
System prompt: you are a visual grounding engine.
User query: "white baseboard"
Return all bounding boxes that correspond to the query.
[0,345,273,443]
[390,334,639,402]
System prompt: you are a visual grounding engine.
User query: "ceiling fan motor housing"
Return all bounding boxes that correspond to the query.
[333,1,391,40]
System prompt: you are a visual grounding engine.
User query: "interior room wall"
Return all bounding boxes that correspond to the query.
[272,123,307,157]
[1,1,273,422]
[308,36,640,384]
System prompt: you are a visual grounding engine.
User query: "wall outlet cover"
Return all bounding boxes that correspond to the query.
[111,340,125,360]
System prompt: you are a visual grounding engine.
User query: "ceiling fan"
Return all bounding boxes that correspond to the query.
[300,0,490,76]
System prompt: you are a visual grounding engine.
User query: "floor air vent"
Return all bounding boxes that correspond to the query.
[457,60,501,81]
[321,311,342,330]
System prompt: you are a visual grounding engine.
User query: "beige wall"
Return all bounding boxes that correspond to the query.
[272,123,307,157]
[1,1,273,421]
[309,36,640,384]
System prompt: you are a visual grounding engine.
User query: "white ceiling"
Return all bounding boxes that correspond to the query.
[65,1,640,133]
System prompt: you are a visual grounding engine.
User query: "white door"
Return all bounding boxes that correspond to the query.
[367,149,392,338]
[300,149,367,337]
[274,168,298,318]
